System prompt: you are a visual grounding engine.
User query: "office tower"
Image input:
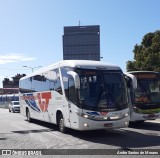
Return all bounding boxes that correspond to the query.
[63,25,100,61]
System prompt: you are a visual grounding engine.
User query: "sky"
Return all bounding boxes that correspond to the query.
[0,0,160,88]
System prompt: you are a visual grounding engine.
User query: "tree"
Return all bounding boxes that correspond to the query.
[126,30,160,72]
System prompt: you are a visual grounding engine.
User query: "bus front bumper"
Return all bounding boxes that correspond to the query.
[77,116,130,131]
[130,112,160,122]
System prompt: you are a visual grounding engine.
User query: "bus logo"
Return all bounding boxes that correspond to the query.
[100,112,108,115]
[2,150,11,155]
[37,92,52,112]
[23,94,41,112]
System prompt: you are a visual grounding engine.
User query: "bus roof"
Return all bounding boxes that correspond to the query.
[127,71,160,74]
[20,60,122,80]
[59,60,121,69]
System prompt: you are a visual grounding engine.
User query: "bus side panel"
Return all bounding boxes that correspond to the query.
[20,91,71,127]
[43,91,69,124]
[20,92,44,121]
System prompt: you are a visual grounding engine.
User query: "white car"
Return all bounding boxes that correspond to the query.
[9,101,20,113]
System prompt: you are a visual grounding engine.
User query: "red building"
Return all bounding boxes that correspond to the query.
[0,88,19,95]
[0,74,25,94]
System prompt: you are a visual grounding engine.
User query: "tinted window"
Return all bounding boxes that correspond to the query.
[76,69,128,111]
[68,77,77,104]
[60,66,73,98]
[19,78,33,93]
[32,75,42,91]
[41,72,51,91]
[20,68,63,94]
[50,69,62,94]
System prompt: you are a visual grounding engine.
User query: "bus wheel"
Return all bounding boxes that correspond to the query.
[26,109,32,122]
[58,113,66,133]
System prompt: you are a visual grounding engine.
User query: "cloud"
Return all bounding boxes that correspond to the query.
[0,53,36,64]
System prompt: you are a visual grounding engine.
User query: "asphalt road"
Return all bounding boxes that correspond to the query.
[0,108,160,158]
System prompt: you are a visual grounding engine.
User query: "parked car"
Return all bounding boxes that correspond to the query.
[9,101,20,113]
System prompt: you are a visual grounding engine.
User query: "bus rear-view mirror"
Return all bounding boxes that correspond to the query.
[125,73,137,89]
[67,71,80,89]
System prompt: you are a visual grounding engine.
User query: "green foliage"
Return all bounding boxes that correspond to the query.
[126,30,160,72]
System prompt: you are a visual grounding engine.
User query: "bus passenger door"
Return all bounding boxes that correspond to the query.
[68,78,79,129]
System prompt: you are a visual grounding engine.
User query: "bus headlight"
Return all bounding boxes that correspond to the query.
[77,111,96,118]
[124,113,129,117]
[110,116,120,120]
[83,114,89,118]
[83,123,89,127]
[76,112,90,119]
[133,106,139,112]
[125,121,128,125]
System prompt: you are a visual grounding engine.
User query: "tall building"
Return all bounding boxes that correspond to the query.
[63,25,100,61]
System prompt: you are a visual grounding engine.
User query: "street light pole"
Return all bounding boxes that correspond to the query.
[23,66,41,72]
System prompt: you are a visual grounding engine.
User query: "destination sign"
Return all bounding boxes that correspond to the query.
[80,71,97,75]
[134,73,160,79]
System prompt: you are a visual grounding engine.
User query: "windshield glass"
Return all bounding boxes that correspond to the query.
[135,79,160,104]
[13,102,19,105]
[75,69,128,111]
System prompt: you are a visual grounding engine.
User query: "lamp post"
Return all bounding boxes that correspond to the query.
[23,66,42,72]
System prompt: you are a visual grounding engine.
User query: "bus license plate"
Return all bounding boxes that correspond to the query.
[104,123,113,127]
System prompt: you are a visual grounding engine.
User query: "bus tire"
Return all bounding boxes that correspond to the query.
[58,113,66,133]
[129,120,145,126]
[26,109,32,122]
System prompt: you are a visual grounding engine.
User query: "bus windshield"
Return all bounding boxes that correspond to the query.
[135,78,160,104]
[75,69,128,112]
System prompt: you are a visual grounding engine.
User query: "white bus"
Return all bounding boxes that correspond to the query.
[19,60,130,133]
[126,71,160,123]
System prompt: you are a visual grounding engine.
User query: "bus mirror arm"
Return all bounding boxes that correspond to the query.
[67,71,80,89]
[124,73,137,89]
[125,76,132,89]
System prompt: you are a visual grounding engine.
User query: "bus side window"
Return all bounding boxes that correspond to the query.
[20,78,32,93]
[55,69,63,94]
[33,75,42,92]
[50,68,63,94]
[42,71,50,91]
[68,77,77,105]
